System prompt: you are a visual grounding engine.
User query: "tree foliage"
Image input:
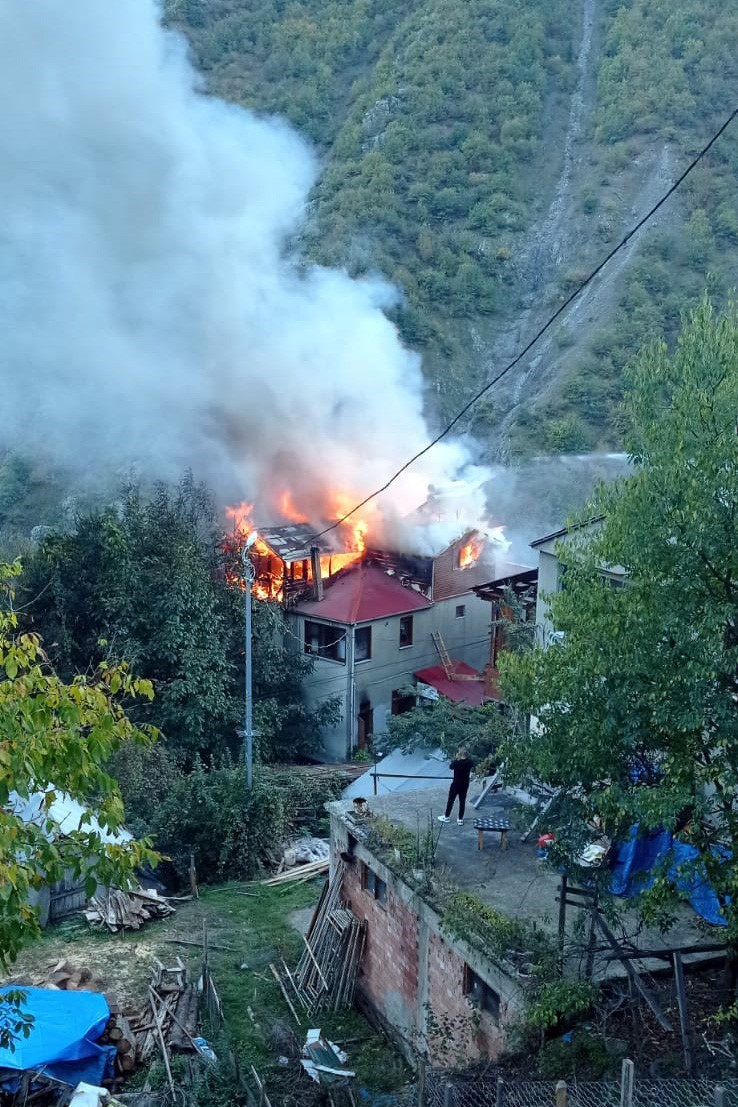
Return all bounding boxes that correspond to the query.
[500,302,738,943]
[21,476,338,762]
[0,562,156,965]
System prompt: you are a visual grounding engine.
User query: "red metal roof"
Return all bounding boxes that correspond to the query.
[295,563,431,625]
[415,662,488,706]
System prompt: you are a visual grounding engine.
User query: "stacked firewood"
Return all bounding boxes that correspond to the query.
[30,958,198,1077]
[84,887,176,932]
[122,958,199,1073]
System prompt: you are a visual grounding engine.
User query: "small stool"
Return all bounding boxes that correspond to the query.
[474,817,511,851]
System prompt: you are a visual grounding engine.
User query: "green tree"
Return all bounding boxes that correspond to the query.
[500,302,738,950]
[22,476,338,763]
[0,562,156,966]
[22,477,238,757]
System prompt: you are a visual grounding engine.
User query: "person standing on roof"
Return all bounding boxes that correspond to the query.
[438,747,474,825]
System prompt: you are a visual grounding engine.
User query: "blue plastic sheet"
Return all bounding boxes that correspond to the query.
[609,826,729,927]
[0,987,115,1087]
[669,840,729,927]
[609,824,673,896]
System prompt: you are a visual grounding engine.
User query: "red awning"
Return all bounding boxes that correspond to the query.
[415,661,488,706]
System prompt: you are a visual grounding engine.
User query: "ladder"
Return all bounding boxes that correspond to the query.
[431,631,455,679]
[432,630,483,682]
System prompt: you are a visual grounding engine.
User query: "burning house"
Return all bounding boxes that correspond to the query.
[226,498,513,761]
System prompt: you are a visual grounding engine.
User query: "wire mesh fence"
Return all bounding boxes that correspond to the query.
[417,1070,738,1107]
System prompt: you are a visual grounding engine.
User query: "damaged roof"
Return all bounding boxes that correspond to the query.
[294,562,431,624]
[258,524,330,562]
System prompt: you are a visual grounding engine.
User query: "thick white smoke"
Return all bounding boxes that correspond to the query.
[0,0,492,551]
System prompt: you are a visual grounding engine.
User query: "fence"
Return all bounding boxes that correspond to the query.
[414,1062,738,1107]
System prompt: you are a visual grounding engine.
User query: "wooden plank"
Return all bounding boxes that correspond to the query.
[595,915,673,1032]
[672,952,693,1073]
[148,990,176,1101]
[269,963,302,1025]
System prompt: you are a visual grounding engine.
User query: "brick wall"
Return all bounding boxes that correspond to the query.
[425,931,507,1064]
[343,857,420,1048]
[338,841,512,1064]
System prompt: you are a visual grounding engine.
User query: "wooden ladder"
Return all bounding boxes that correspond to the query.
[431,631,455,679]
[431,630,482,682]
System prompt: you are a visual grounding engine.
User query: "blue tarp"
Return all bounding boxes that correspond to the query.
[609,826,729,927]
[0,987,115,1087]
[609,824,672,897]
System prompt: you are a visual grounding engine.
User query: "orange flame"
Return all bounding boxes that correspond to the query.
[279,490,309,524]
[459,533,485,569]
[224,488,378,602]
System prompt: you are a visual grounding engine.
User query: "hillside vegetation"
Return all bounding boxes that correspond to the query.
[166,0,738,457]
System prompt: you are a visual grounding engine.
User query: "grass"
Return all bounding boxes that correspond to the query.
[5,878,410,1101]
[197,882,411,1094]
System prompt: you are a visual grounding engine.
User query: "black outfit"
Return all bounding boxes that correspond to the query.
[445,757,474,819]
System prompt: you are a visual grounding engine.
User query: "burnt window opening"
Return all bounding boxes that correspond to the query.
[456,604,466,619]
[355,626,372,662]
[464,966,500,1019]
[399,615,414,648]
[361,862,387,906]
[392,689,417,715]
[304,620,346,663]
[358,700,373,749]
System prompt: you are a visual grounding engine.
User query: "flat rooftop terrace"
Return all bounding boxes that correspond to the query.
[332,784,722,982]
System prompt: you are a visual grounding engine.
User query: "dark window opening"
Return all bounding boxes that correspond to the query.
[304,620,346,663]
[399,615,414,648]
[358,700,374,749]
[361,862,387,906]
[392,689,417,715]
[464,966,500,1019]
[455,604,466,618]
[355,626,372,662]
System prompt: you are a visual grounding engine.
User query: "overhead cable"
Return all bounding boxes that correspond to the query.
[310,103,738,542]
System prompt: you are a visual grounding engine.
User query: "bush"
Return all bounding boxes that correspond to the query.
[115,745,344,882]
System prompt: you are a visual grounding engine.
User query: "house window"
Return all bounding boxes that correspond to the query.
[361,863,387,906]
[399,615,414,648]
[392,689,416,715]
[355,626,372,662]
[464,966,500,1019]
[304,621,346,663]
[455,604,466,618]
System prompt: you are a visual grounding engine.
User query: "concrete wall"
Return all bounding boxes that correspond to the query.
[293,593,492,760]
[332,814,524,1065]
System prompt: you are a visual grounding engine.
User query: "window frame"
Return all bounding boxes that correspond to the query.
[455,604,466,619]
[354,625,372,662]
[304,620,347,664]
[361,862,387,907]
[464,965,501,1019]
[399,614,414,649]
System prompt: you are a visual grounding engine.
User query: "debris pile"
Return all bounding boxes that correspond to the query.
[301,1028,355,1086]
[84,888,176,932]
[121,958,199,1074]
[20,957,199,1080]
[261,838,330,886]
[274,864,366,1016]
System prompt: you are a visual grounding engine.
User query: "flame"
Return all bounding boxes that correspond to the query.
[459,533,485,569]
[279,490,309,524]
[224,501,285,599]
[226,501,255,536]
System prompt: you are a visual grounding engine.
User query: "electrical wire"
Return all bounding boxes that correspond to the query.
[310,103,738,543]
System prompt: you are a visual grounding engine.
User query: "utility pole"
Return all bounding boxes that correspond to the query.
[242,544,256,790]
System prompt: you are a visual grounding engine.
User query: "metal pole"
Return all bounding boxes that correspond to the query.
[242,550,256,790]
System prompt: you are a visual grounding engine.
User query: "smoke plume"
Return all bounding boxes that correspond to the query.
[0,0,493,551]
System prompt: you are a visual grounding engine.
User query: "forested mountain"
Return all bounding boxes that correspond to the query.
[165,0,738,458]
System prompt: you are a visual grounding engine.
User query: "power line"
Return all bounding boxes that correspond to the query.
[311,103,738,543]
